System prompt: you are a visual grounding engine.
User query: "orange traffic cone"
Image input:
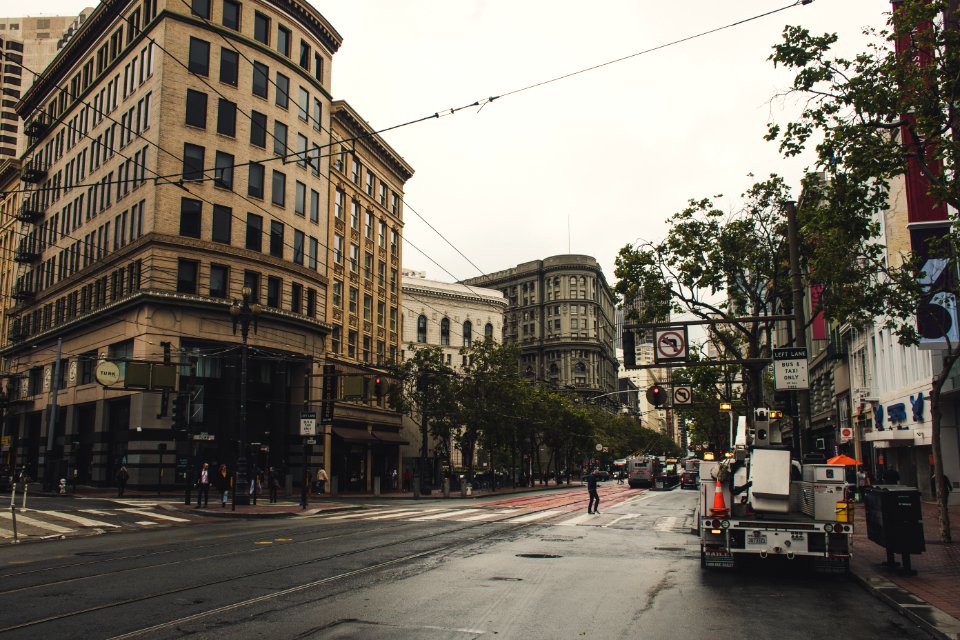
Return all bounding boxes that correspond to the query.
[710,478,729,517]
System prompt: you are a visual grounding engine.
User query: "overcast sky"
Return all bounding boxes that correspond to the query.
[9,0,885,290]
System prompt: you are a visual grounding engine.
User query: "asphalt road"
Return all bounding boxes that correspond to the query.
[0,485,929,639]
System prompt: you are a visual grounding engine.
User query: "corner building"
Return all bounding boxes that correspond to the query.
[461,255,618,398]
[1,0,355,489]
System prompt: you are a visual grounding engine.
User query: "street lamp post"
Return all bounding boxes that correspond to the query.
[230,286,261,511]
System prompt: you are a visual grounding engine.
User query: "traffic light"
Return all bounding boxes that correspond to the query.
[171,393,188,439]
[646,384,665,407]
[622,330,637,369]
[374,376,385,398]
[754,408,770,443]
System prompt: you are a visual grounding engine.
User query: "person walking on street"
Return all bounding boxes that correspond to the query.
[300,468,311,509]
[586,468,600,515]
[215,464,229,507]
[268,466,280,503]
[316,466,328,496]
[196,462,211,508]
[116,466,129,497]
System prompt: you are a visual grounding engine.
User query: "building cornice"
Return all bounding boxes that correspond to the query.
[332,100,415,182]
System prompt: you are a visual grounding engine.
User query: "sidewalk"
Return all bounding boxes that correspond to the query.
[850,500,960,640]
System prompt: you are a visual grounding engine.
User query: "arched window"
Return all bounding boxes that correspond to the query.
[417,315,427,342]
[485,322,493,339]
[440,318,450,346]
[463,320,472,346]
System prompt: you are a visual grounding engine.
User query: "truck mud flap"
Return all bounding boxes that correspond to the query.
[813,555,850,574]
[703,551,735,568]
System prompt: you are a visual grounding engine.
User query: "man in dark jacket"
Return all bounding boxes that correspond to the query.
[586,469,600,515]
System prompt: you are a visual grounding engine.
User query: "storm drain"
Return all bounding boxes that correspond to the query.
[515,553,562,559]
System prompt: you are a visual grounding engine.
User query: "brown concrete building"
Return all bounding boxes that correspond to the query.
[0,11,95,159]
[0,0,373,491]
[320,100,412,493]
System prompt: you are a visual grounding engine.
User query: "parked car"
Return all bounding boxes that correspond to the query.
[680,470,698,489]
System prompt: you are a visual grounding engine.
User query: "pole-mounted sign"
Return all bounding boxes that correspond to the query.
[773,347,809,390]
[654,327,688,362]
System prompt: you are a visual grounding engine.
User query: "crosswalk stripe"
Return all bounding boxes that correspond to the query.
[458,510,516,521]
[367,509,440,520]
[320,508,410,520]
[135,520,159,526]
[409,509,481,521]
[43,511,119,528]
[507,509,566,523]
[555,513,595,526]
[0,511,75,534]
[79,509,113,516]
[119,509,190,522]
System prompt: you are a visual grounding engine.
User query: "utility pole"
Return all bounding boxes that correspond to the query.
[786,200,809,459]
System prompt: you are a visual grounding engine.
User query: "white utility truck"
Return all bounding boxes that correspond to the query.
[698,415,853,572]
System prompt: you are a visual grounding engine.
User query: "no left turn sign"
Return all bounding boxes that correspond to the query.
[654,327,688,362]
[673,386,692,405]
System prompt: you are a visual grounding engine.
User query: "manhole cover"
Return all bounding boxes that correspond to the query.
[516,553,562,559]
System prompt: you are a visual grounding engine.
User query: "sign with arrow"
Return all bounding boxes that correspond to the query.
[673,386,692,405]
[654,327,688,362]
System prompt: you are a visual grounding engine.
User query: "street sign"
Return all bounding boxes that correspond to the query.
[840,426,853,444]
[673,386,692,405]
[191,433,215,441]
[300,411,317,436]
[95,360,121,386]
[773,348,809,390]
[654,327,688,362]
[595,443,603,452]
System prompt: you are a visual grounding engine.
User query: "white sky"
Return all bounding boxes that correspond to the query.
[8,0,886,289]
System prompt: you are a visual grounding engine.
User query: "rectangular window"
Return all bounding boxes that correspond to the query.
[275,72,289,108]
[309,236,318,270]
[182,143,205,181]
[243,270,260,302]
[254,12,270,44]
[248,162,264,198]
[191,0,210,17]
[291,283,303,313]
[273,121,287,156]
[363,294,372,321]
[212,204,231,243]
[269,220,284,257]
[177,259,199,293]
[214,151,233,189]
[349,287,358,314]
[331,327,340,354]
[267,276,281,307]
[216,99,236,136]
[379,183,387,207]
[246,213,262,251]
[293,229,304,265]
[250,111,267,147]
[185,89,207,128]
[252,61,268,98]
[188,38,210,76]
[351,158,360,184]
[335,189,344,219]
[277,24,291,56]
[364,253,373,279]
[377,301,385,326]
[334,235,343,264]
[219,48,238,84]
[296,134,307,167]
[351,201,359,229]
[365,211,373,239]
[222,0,240,30]
[313,98,322,131]
[348,331,357,358]
[349,243,359,273]
[314,52,323,82]
[179,197,202,238]
[365,171,374,196]
[299,41,310,69]
[310,189,319,223]
[332,280,342,307]
[210,263,228,298]
[295,181,306,216]
[271,170,285,206]
[297,87,309,120]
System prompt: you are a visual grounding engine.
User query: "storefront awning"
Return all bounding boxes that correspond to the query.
[332,427,378,443]
[374,431,409,445]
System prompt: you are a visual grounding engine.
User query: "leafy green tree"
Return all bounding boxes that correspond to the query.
[767,0,956,541]
[671,358,741,452]
[614,176,793,414]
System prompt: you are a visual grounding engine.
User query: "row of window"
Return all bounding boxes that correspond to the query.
[334,160,401,217]
[331,280,399,328]
[415,317,494,345]
[178,197,320,270]
[174,258,318,318]
[328,325,397,366]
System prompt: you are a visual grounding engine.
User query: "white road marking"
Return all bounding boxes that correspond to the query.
[0,511,75,534]
[458,510,517,521]
[507,509,566,523]
[44,510,120,528]
[603,514,640,528]
[654,516,678,532]
[369,509,445,520]
[79,509,114,517]
[119,509,190,522]
[409,509,481,521]
[135,520,159,526]
[320,508,411,520]
[555,513,595,526]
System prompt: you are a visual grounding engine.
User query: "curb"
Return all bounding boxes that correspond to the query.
[850,566,960,640]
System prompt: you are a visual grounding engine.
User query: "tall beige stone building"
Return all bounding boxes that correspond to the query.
[0,0,410,493]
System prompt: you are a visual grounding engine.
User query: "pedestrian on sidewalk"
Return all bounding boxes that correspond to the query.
[316,466,328,496]
[196,462,211,508]
[268,466,279,503]
[300,468,311,509]
[215,464,229,507]
[115,466,129,497]
[586,468,600,515]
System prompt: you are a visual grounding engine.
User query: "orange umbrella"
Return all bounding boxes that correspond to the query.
[827,454,860,465]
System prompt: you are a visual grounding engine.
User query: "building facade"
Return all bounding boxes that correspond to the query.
[0,0,372,491]
[319,100,412,493]
[461,255,618,398]
[400,270,506,479]
[0,11,95,159]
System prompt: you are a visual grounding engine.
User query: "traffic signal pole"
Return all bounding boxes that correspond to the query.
[786,200,809,459]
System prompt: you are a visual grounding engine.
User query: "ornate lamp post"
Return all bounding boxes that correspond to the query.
[230,286,261,510]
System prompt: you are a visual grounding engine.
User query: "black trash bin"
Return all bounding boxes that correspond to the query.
[864,485,925,573]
